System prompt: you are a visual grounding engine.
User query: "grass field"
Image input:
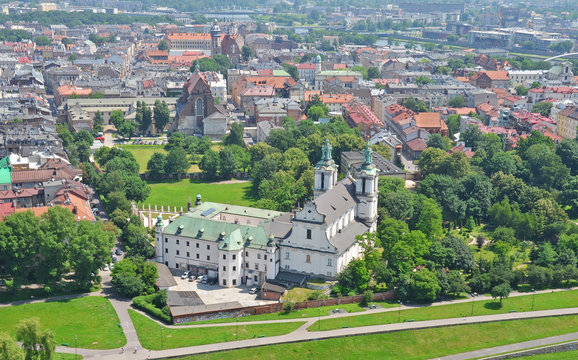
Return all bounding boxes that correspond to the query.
[0,297,125,349]
[282,287,317,303]
[118,144,222,174]
[141,179,254,208]
[179,315,578,360]
[179,301,396,325]
[309,289,578,331]
[54,354,82,360]
[128,310,305,350]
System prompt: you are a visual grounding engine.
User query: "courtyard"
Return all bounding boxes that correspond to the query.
[170,275,278,308]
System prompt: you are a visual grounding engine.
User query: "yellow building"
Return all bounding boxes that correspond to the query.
[556,106,578,139]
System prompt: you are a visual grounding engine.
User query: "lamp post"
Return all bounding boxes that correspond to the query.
[398,300,402,322]
[160,325,164,349]
[318,307,321,331]
[531,288,536,311]
[471,295,475,316]
[236,318,239,340]
[74,335,77,360]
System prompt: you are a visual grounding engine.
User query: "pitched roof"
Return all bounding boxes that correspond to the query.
[414,112,445,129]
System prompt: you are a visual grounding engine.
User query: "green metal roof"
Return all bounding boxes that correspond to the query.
[190,202,282,220]
[0,156,10,169]
[273,69,290,77]
[0,168,11,185]
[163,215,273,252]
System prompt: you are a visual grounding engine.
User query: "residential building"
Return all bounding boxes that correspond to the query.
[557,106,578,139]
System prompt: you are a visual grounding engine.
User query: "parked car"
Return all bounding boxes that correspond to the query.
[95,136,104,142]
[181,271,190,279]
[115,249,123,256]
[103,265,109,271]
[249,287,258,294]
[200,275,208,284]
[112,256,118,263]
[188,275,195,282]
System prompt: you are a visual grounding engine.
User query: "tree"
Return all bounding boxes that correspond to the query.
[367,67,380,80]
[524,144,569,189]
[448,96,465,108]
[157,39,168,50]
[140,105,153,134]
[409,268,441,302]
[282,63,299,81]
[307,105,328,122]
[337,259,370,294]
[446,114,461,138]
[556,139,578,176]
[33,36,50,46]
[0,332,23,360]
[164,147,189,176]
[109,109,124,129]
[416,76,433,85]
[549,40,573,53]
[439,270,469,297]
[531,81,541,89]
[147,152,167,180]
[241,45,253,61]
[515,84,529,96]
[199,150,220,180]
[224,122,244,146]
[118,121,136,139]
[440,235,475,272]
[427,133,452,151]
[403,97,428,113]
[15,318,55,360]
[532,102,553,117]
[417,198,443,241]
[92,110,104,135]
[461,125,484,150]
[491,282,511,305]
[153,100,170,132]
[219,147,238,179]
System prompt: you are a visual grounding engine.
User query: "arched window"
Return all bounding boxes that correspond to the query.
[306,255,311,263]
[196,98,204,117]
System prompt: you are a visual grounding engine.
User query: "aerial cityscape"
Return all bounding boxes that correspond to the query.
[0,0,578,359]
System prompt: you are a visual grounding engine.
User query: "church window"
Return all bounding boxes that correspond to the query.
[196,98,204,117]
[321,173,325,189]
[362,179,366,194]
[306,229,312,239]
[306,255,311,263]
[327,258,332,266]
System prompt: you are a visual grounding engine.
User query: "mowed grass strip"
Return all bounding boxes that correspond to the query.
[178,301,397,325]
[0,296,125,349]
[141,179,254,209]
[178,315,578,360]
[128,310,305,350]
[309,289,578,331]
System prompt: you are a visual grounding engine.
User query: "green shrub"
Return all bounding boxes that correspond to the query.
[360,290,373,307]
[133,294,172,323]
[308,290,327,300]
[282,301,295,314]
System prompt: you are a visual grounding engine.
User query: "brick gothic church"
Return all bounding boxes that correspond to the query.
[174,66,222,136]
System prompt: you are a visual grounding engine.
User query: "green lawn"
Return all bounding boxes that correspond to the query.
[0,296,125,349]
[282,287,316,303]
[309,289,578,331]
[128,310,305,350]
[0,283,100,304]
[179,301,397,325]
[54,354,83,360]
[179,316,578,360]
[141,179,254,209]
[118,145,166,173]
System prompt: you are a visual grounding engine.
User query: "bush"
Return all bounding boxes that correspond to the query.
[360,290,373,307]
[133,294,172,323]
[307,290,327,300]
[282,301,295,313]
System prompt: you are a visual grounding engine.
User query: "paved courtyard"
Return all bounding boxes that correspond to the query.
[171,276,278,307]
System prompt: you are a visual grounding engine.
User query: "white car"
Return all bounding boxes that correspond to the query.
[181,271,190,279]
[103,265,109,271]
[249,287,258,294]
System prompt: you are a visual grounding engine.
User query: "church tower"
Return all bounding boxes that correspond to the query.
[155,214,164,263]
[210,19,222,57]
[314,136,338,199]
[355,142,379,230]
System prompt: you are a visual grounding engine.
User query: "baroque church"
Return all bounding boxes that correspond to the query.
[154,139,379,287]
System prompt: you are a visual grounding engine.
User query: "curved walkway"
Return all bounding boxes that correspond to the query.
[4,283,577,359]
[54,307,578,359]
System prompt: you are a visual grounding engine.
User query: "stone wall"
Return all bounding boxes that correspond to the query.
[172,291,395,323]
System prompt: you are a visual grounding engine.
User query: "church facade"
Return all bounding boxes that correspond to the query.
[154,140,379,287]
